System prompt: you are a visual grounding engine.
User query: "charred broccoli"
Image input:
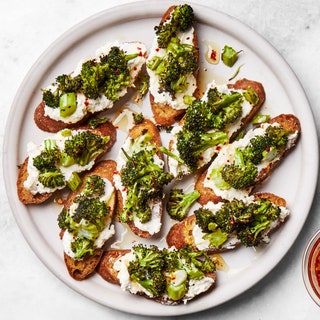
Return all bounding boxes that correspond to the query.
[119,138,173,224]
[128,244,166,297]
[154,4,194,48]
[176,128,228,171]
[220,148,258,189]
[63,131,109,166]
[82,175,106,198]
[194,198,282,248]
[57,196,111,259]
[147,37,197,97]
[167,188,200,221]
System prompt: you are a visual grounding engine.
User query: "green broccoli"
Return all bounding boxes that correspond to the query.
[154,4,194,48]
[57,196,111,259]
[167,188,200,221]
[147,38,197,97]
[70,237,95,259]
[119,142,173,224]
[82,175,106,198]
[266,124,289,148]
[38,168,65,189]
[63,131,109,166]
[194,207,218,233]
[87,116,110,129]
[220,147,258,189]
[128,245,166,297]
[176,128,228,171]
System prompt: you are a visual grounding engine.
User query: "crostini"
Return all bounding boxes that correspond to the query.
[34,41,147,132]
[113,118,173,238]
[97,244,216,304]
[57,160,117,280]
[17,120,116,204]
[146,4,200,126]
[195,114,301,205]
[166,192,289,252]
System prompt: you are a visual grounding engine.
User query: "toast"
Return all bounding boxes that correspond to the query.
[166,78,265,177]
[166,192,289,253]
[97,245,216,305]
[59,160,117,280]
[195,114,301,205]
[147,4,200,126]
[17,121,116,204]
[34,41,147,132]
[113,118,172,238]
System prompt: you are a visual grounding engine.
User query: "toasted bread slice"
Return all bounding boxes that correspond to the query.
[114,119,166,238]
[17,121,116,204]
[97,248,216,305]
[147,5,199,126]
[195,114,301,205]
[35,42,147,132]
[167,192,289,253]
[61,159,117,280]
[166,78,266,177]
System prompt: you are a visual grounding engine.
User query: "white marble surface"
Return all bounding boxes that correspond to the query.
[1,0,320,319]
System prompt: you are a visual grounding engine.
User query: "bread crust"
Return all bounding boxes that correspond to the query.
[17,121,116,205]
[166,192,288,253]
[115,119,163,238]
[149,5,199,126]
[61,159,117,280]
[195,114,301,205]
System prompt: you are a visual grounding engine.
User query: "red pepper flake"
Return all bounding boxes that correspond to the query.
[138,51,143,56]
[122,187,127,192]
[186,36,190,40]
[210,50,217,61]
[265,146,270,152]
[115,68,119,74]
[133,66,137,70]
[216,145,221,151]
[84,97,89,106]
[156,47,160,52]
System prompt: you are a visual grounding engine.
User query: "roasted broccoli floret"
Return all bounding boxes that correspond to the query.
[42,89,60,108]
[56,74,83,93]
[119,144,173,224]
[70,237,94,259]
[63,131,109,166]
[57,197,111,259]
[176,128,228,170]
[82,175,106,198]
[38,168,65,189]
[147,38,197,96]
[266,124,289,148]
[128,245,166,297]
[154,4,194,48]
[167,188,200,221]
[33,139,61,171]
[194,207,217,233]
[221,147,258,189]
[87,117,110,129]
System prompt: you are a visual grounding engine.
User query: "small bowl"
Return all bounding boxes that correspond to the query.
[302,229,320,306]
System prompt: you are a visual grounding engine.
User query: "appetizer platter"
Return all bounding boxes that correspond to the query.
[3,1,318,316]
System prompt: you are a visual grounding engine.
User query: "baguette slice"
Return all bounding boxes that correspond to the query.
[97,248,216,305]
[113,119,167,238]
[166,78,265,178]
[17,121,116,204]
[166,192,289,253]
[195,114,301,205]
[35,41,147,132]
[147,5,200,126]
[60,160,117,280]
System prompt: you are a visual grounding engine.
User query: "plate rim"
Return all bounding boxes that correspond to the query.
[3,0,319,316]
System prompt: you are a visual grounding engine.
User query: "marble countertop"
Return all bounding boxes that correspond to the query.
[1,0,320,319]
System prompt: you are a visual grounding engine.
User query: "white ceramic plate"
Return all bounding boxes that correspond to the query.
[3,0,319,316]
